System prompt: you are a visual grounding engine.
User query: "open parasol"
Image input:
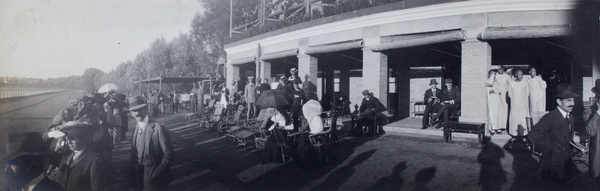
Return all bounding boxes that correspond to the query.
[255,90,289,108]
[98,83,119,93]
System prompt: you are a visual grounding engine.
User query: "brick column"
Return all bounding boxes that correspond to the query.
[259,60,272,80]
[226,64,240,91]
[362,50,388,106]
[460,40,491,123]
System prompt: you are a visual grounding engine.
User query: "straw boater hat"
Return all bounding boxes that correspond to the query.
[290,68,297,73]
[554,83,578,99]
[429,79,438,85]
[128,96,147,111]
[592,79,600,97]
[0,132,52,162]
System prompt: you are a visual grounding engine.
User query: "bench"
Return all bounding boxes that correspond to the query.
[442,121,485,144]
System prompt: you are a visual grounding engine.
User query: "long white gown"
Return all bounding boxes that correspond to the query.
[486,75,503,132]
[508,80,530,136]
[528,75,547,115]
[495,73,512,130]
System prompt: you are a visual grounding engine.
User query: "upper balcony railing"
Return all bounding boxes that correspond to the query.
[228,0,465,43]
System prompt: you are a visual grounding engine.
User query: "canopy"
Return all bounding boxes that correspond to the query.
[136,76,208,84]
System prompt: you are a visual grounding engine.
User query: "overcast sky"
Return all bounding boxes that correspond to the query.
[0,0,205,79]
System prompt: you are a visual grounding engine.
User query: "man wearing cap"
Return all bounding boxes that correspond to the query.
[585,79,600,188]
[245,76,257,119]
[529,83,577,188]
[51,119,105,190]
[2,132,63,191]
[288,68,302,85]
[356,90,385,134]
[422,79,442,129]
[128,96,174,190]
[432,78,461,123]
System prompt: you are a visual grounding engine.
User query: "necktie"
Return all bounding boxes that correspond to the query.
[566,114,571,130]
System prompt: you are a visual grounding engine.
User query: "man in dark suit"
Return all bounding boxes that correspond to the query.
[422,79,442,129]
[355,90,386,135]
[2,132,63,191]
[51,118,105,190]
[432,78,461,123]
[585,79,600,189]
[529,83,577,189]
[128,96,174,190]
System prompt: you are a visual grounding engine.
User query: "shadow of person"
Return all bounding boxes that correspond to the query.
[302,74,318,101]
[503,127,539,191]
[313,149,377,191]
[366,161,407,191]
[478,136,507,191]
[411,166,437,191]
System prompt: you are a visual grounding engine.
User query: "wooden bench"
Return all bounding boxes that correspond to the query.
[442,121,485,144]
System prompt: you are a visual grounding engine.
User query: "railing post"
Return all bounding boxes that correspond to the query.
[305,0,310,18]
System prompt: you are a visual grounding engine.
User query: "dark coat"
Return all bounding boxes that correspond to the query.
[130,119,174,189]
[584,102,600,178]
[34,177,64,191]
[359,97,384,117]
[529,108,574,178]
[424,88,442,107]
[53,150,104,190]
[441,86,461,104]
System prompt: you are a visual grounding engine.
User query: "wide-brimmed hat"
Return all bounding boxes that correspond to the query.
[128,96,147,111]
[362,90,370,96]
[57,118,99,140]
[555,83,579,99]
[290,68,298,73]
[444,78,453,84]
[1,132,52,162]
[592,79,600,96]
[429,79,438,85]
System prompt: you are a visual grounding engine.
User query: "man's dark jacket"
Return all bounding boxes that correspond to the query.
[424,88,442,107]
[529,108,574,179]
[130,119,174,189]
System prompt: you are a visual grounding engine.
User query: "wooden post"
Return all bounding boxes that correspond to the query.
[305,0,310,18]
[229,0,233,38]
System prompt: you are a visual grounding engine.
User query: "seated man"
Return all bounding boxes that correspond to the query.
[423,79,442,129]
[355,90,386,134]
[432,78,461,124]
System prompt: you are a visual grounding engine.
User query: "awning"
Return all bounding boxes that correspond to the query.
[370,30,465,52]
[260,49,299,61]
[304,40,364,55]
[229,56,257,65]
[136,76,208,84]
[478,25,573,40]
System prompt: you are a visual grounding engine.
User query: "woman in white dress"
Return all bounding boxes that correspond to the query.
[486,69,503,134]
[527,67,547,117]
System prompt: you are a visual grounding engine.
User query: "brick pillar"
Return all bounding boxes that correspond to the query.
[362,50,388,107]
[298,54,318,101]
[460,40,491,123]
[259,60,272,80]
[226,64,240,91]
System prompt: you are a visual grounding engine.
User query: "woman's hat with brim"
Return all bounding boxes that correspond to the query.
[57,118,99,140]
[0,132,52,163]
[592,79,600,96]
[555,83,579,99]
[128,96,147,111]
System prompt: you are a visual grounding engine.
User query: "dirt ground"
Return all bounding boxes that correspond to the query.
[0,90,598,191]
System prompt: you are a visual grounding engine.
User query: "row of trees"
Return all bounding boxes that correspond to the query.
[1,0,230,95]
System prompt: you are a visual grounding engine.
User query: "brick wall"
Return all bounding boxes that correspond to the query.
[460,40,491,123]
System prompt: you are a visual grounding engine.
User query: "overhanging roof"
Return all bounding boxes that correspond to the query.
[136,76,208,84]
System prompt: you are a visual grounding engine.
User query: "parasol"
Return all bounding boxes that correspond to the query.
[98,83,119,93]
[255,90,289,108]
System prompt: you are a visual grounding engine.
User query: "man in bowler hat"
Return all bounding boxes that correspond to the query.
[128,96,174,190]
[585,79,600,189]
[432,78,461,123]
[1,132,63,191]
[422,79,442,129]
[529,83,578,189]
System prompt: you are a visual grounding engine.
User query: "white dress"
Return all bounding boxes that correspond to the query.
[528,75,547,114]
[486,75,503,131]
[495,73,512,130]
[508,80,530,136]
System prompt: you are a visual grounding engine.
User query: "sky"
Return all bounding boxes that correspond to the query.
[0,0,205,79]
